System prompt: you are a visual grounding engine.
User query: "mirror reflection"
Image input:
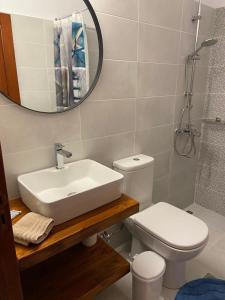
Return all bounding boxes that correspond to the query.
[0,0,102,113]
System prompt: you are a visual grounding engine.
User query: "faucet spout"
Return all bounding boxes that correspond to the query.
[55,143,72,169]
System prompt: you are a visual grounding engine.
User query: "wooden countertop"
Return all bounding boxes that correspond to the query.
[10,194,139,270]
[21,238,130,300]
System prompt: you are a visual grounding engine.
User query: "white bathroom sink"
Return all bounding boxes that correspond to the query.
[18,159,124,225]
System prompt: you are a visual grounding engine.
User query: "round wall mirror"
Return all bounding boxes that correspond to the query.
[0,0,103,113]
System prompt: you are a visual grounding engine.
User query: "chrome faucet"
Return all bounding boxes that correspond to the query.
[55,143,72,169]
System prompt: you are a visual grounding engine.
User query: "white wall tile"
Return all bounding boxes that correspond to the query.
[0,0,204,211]
[80,100,135,139]
[138,63,178,97]
[139,0,183,30]
[97,13,138,61]
[139,23,180,64]
[91,60,137,100]
[136,96,175,131]
[0,104,81,154]
[90,0,138,21]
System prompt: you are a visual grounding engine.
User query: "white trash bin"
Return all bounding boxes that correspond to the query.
[131,251,166,300]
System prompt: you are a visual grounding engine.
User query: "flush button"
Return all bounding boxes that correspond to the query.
[133,158,140,161]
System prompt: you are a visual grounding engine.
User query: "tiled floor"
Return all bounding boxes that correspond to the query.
[95,203,225,300]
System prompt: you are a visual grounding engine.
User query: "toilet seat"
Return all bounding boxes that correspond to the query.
[132,202,208,251]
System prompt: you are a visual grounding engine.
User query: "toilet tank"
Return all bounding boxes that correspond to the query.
[113,154,154,211]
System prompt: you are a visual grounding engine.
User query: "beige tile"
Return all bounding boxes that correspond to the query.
[4,140,84,199]
[153,175,170,204]
[178,32,195,64]
[139,0,183,30]
[169,186,195,208]
[181,0,198,34]
[80,100,135,139]
[138,63,178,97]
[175,64,207,96]
[83,132,134,167]
[174,94,205,124]
[97,13,138,61]
[135,125,173,155]
[139,23,180,64]
[91,60,137,100]
[0,105,81,154]
[136,96,175,131]
[90,0,138,20]
[154,151,171,179]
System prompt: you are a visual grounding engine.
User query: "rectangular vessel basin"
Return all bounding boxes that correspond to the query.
[18,159,124,225]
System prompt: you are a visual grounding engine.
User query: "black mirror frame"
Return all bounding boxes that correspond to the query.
[2,0,103,114]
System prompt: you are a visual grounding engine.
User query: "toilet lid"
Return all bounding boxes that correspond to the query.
[133,202,209,250]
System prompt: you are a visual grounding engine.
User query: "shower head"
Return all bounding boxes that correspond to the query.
[201,38,218,48]
[188,38,218,61]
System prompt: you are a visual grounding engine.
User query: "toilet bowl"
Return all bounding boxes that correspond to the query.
[126,203,208,289]
[113,154,209,289]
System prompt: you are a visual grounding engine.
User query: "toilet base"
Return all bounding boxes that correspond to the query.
[163,261,186,289]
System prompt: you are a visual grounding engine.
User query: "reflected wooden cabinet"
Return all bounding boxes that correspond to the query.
[0,13,20,104]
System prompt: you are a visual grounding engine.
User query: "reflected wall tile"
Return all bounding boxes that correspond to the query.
[13,42,46,68]
[139,0,183,30]
[11,14,45,44]
[17,68,49,92]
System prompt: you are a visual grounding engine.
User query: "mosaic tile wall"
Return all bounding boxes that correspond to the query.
[195,7,225,215]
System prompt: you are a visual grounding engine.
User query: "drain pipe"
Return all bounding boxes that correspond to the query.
[100,224,124,243]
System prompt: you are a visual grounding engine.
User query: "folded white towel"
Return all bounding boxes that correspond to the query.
[13,212,54,246]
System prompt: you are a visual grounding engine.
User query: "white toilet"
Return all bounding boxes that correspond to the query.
[113,154,209,289]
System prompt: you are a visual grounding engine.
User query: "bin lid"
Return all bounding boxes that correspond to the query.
[132,251,165,281]
[113,154,154,172]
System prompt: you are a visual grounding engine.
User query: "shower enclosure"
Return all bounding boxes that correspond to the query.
[174,0,225,216]
[175,0,217,158]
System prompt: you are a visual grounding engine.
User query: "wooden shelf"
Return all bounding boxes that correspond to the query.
[21,238,130,300]
[10,194,139,270]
